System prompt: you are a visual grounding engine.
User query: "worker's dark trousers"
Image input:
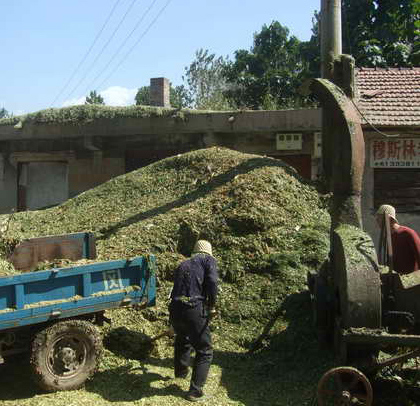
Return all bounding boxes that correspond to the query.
[169,301,213,394]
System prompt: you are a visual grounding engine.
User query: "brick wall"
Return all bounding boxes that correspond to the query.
[150,77,170,107]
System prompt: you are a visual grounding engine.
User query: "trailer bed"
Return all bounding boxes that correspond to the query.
[0,256,156,330]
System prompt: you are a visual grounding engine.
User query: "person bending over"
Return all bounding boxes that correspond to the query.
[376,204,420,274]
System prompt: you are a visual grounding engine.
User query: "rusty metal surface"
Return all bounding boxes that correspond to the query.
[317,366,373,406]
[343,328,420,347]
[10,233,96,271]
[333,226,381,330]
[374,348,420,370]
[309,77,383,365]
[382,271,420,323]
[310,78,365,229]
[398,270,420,290]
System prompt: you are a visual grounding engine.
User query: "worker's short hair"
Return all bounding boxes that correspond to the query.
[192,240,213,256]
[375,204,397,221]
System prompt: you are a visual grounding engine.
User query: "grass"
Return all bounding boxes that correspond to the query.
[0,104,189,127]
[0,291,334,406]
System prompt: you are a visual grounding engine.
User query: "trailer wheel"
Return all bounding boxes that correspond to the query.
[30,319,103,391]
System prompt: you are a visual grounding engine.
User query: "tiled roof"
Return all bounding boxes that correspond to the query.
[355,67,420,127]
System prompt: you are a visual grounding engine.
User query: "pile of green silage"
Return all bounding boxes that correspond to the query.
[0,147,333,405]
[1,147,331,346]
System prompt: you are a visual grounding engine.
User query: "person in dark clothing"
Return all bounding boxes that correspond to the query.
[376,204,420,274]
[169,239,218,402]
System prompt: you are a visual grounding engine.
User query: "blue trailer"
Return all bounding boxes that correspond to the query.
[0,255,156,391]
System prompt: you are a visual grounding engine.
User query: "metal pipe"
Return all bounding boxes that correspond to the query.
[343,329,420,347]
[320,0,342,79]
[375,348,420,369]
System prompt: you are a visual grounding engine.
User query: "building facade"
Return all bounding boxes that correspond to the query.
[356,67,420,243]
[0,106,322,214]
[1,69,419,247]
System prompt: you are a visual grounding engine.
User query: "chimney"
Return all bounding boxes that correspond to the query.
[150,77,170,107]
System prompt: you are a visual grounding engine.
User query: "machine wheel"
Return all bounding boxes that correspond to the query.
[332,227,382,365]
[317,366,373,406]
[30,319,103,391]
[332,227,382,330]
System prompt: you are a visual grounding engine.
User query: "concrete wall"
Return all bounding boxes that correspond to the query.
[25,162,69,210]
[68,157,125,198]
[0,144,126,214]
[0,159,18,214]
[0,109,322,141]
[0,108,322,214]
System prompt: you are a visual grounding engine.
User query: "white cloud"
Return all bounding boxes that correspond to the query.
[101,86,137,106]
[62,96,85,107]
[62,86,137,108]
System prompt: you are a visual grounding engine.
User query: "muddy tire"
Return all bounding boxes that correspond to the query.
[30,319,103,392]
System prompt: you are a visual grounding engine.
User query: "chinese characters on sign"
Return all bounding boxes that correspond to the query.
[103,269,123,291]
[371,138,420,168]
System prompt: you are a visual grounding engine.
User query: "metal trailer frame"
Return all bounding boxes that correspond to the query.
[0,255,156,391]
[0,256,155,331]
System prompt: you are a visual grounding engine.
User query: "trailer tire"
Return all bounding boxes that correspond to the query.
[30,319,103,392]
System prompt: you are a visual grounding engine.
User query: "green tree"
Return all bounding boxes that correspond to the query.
[223,22,311,109]
[0,107,8,119]
[135,86,150,105]
[135,84,191,109]
[85,90,105,105]
[300,11,321,79]
[342,0,420,67]
[183,48,232,110]
[170,85,192,109]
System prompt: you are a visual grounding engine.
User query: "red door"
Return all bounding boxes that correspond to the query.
[271,154,312,179]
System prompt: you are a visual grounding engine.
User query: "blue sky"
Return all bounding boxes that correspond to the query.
[1,0,320,114]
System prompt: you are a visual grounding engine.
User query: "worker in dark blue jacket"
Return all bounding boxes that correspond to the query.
[169,239,218,402]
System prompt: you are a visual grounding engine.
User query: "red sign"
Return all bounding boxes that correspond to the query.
[371,138,420,168]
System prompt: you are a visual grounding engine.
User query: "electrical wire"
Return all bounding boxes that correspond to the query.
[84,0,160,94]
[96,0,173,91]
[63,0,140,103]
[50,0,123,107]
[350,98,400,138]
